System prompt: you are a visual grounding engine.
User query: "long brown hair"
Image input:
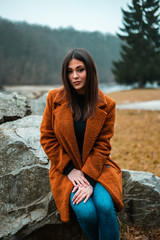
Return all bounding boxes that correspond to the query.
[61,48,98,121]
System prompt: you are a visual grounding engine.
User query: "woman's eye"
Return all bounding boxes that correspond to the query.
[77,68,85,72]
[67,70,73,74]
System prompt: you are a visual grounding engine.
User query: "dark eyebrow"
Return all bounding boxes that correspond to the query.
[68,65,85,70]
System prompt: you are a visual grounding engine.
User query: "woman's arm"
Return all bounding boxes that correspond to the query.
[40,90,72,173]
[81,99,116,180]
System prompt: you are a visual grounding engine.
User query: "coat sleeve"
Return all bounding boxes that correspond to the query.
[81,99,116,180]
[40,90,72,173]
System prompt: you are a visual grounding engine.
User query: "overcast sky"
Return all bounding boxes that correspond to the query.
[0,0,131,34]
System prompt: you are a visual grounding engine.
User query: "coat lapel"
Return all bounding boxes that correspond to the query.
[82,107,107,163]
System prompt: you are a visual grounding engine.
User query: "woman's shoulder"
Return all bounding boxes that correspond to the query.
[48,86,66,103]
[98,89,116,110]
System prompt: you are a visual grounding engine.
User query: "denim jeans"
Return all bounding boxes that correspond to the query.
[70,182,119,240]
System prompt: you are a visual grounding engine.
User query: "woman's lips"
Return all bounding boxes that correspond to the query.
[73,81,81,85]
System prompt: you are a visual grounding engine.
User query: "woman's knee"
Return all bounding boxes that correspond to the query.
[70,192,97,223]
[93,183,116,216]
[78,205,97,223]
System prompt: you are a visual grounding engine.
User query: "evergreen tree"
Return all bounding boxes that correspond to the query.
[112,0,160,87]
[144,0,160,84]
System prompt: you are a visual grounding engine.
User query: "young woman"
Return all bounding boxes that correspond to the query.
[40,48,123,240]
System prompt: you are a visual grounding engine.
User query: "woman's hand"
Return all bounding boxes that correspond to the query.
[72,185,93,205]
[68,168,89,187]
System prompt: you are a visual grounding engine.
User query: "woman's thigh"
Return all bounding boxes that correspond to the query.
[70,191,98,222]
[92,182,117,215]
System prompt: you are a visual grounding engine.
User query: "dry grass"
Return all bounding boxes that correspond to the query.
[111,109,160,177]
[107,89,160,239]
[105,89,160,177]
[107,89,160,104]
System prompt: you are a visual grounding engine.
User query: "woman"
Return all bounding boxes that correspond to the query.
[40,48,123,240]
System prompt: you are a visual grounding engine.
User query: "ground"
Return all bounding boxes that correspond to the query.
[107,89,160,240]
[107,88,160,104]
[107,89,160,177]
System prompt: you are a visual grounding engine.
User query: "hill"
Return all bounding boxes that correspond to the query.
[0,18,121,86]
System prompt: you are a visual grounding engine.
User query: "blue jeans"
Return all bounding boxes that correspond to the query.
[70,182,119,240]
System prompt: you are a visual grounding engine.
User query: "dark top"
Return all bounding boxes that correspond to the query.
[74,93,86,159]
[63,92,96,187]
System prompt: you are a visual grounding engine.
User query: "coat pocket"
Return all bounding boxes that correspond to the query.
[104,159,121,174]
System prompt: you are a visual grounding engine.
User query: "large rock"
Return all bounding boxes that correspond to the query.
[0,115,87,240]
[3,85,61,99]
[29,92,48,115]
[119,169,160,229]
[0,92,31,124]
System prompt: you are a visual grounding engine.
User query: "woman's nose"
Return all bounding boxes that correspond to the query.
[73,71,78,78]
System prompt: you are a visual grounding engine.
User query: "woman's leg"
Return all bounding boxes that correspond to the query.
[70,191,99,240]
[92,183,119,240]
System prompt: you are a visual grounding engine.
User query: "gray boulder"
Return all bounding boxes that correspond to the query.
[0,92,31,124]
[119,169,160,229]
[29,92,48,115]
[0,115,87,240]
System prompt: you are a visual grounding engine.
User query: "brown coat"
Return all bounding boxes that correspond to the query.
[40,87,124,222]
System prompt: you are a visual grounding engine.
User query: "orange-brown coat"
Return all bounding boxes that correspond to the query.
[40,87,124,222]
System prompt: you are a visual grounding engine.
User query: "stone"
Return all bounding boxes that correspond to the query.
[0,116,88,240]
[0,92,31,124]
[3,85,61,99]
[119,169,160,229]
[0,116,48,177]
[29,92,48,115]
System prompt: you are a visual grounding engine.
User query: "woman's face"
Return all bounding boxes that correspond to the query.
[67,58,87,95]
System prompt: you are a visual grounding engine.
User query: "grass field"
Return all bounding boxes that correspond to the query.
[107,88,160,104]
[106,89,160,240]
[111,109,160,177]
[105,89,160,177]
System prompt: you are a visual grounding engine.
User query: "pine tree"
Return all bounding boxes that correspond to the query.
[112,0,160,87]
[144,0,160,84]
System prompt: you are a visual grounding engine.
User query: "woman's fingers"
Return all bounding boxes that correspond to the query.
[73,193,86,205]
[71,177,89,187]
[70,179,76,187]
[74,178,84,187]
[72,188,81,202]
[68,169,89,187]
[72,185,93,205]
[72,185,79,193]
[80,176,90,186]
[84,195,89,203]
[72,190,85,205]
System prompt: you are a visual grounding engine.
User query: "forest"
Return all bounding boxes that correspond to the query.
[0,18,121,86]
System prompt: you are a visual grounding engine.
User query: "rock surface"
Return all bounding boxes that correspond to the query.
[119,169,160,229]
[29,92,48,115]
[0,115,87,240]
[3,85,61,99]
[0,92,31,124]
